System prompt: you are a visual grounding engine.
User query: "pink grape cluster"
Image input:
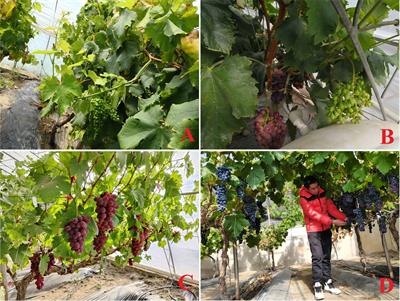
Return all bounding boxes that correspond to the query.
[130,215,151,257]
[64,215,90,254]
[93,192,118,253]
[29,251,55,290]
[255,109,288,149]
[30,252,44,289]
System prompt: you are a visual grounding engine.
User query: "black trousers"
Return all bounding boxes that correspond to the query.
[307,229,332,285]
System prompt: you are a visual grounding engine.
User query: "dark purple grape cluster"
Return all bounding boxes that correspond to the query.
[271,69,287,103]
[255,109,288,149]
[357,190,372,209]
[213,184,227,212]
[236,181,245,199]
[93,192,118,253]
[217,166,231,182]
[366,183,382,211]
[339,193,355,220]
[256,199,267,219]
[64,215,90,254]
[353,208,365,231]
[341,193,354,207]
[378,215,387,234]
[243,195,257,224]
[30,252,44,289]
[388,175,399,196]
[368,222,374,233]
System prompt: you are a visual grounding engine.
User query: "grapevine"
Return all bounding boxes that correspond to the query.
[0,0,38,63]
[255,108,288,149]
[38,0,199,149]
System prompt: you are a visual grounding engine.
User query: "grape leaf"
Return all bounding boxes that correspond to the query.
[201,0,236,54]
[165,99,199,126]
[246,165,265,189]
[118,105,168,149]
[168,119,199,149]
[201,55,258,148]
[305,0,338,44]
[113,9,137,37]
[163,20,186,37]
[223,213,250,240]
[39,254,49,275]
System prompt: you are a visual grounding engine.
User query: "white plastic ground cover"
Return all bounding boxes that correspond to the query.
[0,151,200,280]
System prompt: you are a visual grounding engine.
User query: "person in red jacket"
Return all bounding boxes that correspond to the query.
[299,176,348,300]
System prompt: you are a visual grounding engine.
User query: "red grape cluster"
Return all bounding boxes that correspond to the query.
[30,252,44,289]
[93,192,118,253]
[130,216,151,257]
[64,215,90,254]
[255,109,288,149]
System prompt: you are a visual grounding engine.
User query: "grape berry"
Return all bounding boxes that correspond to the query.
[255,108,288,149]
[64,215,90,254]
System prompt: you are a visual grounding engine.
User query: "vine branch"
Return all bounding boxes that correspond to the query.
[83,153,116,204]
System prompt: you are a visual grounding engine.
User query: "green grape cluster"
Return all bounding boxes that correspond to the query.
[327,77,372,124]
[89,97,119,137]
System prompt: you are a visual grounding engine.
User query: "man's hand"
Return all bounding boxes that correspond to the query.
[332,219,347,226]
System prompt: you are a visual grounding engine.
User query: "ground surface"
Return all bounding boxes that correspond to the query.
[201,252,399,300]
[7,261,198,300]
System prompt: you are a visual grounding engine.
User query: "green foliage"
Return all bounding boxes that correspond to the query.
[0,152,198,278]
[0,0,39,63]
[201,55,258,148]
[201,0,398,148]
[38,0,199,149]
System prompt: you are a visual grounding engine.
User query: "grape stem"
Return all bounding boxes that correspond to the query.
[79,55,153,99]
